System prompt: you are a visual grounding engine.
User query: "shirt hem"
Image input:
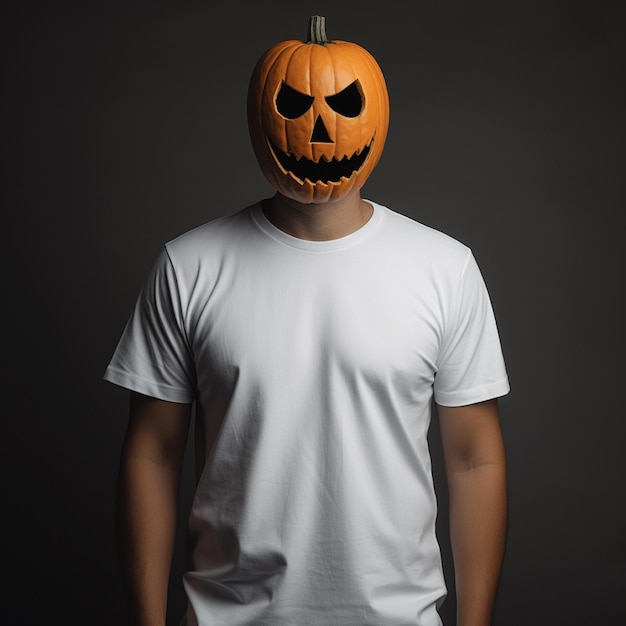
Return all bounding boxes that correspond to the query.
[433,378,510,407]
[103,367,194,404]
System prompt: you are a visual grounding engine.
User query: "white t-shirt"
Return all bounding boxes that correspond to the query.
[105,200,509,626]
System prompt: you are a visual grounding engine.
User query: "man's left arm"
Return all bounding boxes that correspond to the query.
[436,399,507,626]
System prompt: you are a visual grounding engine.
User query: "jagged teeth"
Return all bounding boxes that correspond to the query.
[268,136,373,184]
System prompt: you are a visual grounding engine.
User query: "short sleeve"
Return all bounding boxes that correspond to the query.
[103,248,196,403]
[433,251,510,407]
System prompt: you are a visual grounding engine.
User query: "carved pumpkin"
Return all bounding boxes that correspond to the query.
[247,16,390,203]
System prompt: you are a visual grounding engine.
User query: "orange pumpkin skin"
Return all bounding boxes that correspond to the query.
[247,31,389,203]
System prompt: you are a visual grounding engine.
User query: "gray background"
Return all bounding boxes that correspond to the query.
[4,1,625,624]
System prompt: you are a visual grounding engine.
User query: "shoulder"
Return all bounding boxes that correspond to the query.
[142,203,263,298]
[370,200,473,274]
[164,203,259,261]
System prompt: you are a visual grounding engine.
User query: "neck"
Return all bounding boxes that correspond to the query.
[262,191,373,241]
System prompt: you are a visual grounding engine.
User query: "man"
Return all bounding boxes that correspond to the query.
[106,17,509,626]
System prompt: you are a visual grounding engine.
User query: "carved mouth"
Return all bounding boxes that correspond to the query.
[268,137,373,185]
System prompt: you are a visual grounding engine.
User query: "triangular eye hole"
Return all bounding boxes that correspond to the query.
[276,81,314,119]
[325,80,363,118]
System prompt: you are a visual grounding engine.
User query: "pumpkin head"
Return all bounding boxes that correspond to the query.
[247,16,389,203]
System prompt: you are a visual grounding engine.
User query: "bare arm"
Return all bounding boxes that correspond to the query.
[116,391,192,626]
[436,399,507,626]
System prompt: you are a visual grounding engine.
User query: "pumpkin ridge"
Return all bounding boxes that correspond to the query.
[350,43,372,152]
[276,44,306,153]
[327,44,339,160]
[305,41,315,160]
[248,42,295,138]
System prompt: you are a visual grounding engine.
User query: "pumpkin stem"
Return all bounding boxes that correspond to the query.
[307,15,330,44]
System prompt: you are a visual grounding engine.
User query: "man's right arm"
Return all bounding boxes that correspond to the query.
[116,391,192,626]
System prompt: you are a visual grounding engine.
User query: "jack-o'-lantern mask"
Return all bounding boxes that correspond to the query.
[247,16,390,203]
